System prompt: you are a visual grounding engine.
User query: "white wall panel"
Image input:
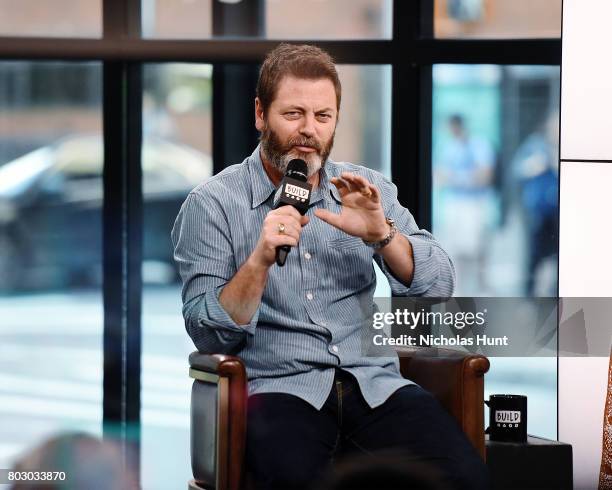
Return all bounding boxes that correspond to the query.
[559,161,612,488]
[561,0,612,161]
[559,357,608,489]
[559,162,612,297]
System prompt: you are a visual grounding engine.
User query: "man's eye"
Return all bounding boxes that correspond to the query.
[285,112,300,118]
[317,113,331,120]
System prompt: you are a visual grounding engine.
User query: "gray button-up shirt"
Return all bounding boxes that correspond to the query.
[172,146,455,409]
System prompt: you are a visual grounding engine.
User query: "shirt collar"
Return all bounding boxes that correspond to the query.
[249,145,277,209]
[248,145,343,209]
[313,162,343,205]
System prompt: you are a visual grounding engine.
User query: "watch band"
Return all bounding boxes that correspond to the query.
[363,217,397,250]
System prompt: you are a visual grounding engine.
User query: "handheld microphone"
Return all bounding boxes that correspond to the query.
[272,159,312,266]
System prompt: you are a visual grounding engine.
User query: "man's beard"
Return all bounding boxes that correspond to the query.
[260,124,335,178]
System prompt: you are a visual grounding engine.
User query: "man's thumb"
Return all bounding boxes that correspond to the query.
[314,208,342,229]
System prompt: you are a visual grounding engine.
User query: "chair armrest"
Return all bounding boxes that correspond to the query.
[396,347,490,459]
[189,352,248,381]
[189,353,248,490]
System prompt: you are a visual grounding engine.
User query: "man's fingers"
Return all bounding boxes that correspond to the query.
[366,183,381,203]
[341,172,374,198]
[273,205,303,220]
[266,211,303,228]
[268,234,299,249]
[272,221,300,239]
[330,177,349,196]
[330,177,350,197]
[341,171,368,185]
[270,208,309,228]
[332,174,381,203]
[264,215,302,239]
[314,208,342,229]
[359,187,372,198]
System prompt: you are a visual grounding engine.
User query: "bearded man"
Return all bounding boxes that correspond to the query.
[172,43,489,490]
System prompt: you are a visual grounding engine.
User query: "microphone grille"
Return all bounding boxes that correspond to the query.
[286,159,308,181]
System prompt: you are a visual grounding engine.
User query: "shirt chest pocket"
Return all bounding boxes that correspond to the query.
[325,235,375,290]
[327,235,368,252]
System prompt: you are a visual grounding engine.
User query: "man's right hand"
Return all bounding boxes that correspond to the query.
[250,206,310,268]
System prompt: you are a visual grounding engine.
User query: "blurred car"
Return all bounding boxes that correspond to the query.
[0,134,211,291]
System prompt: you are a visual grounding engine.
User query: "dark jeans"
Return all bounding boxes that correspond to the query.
[246,369,490,490]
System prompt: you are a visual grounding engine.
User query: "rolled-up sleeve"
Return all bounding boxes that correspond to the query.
[372,176,456,297]
[171,189,258,354]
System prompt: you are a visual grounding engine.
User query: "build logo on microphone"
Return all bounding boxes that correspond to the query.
[284,183,310,202]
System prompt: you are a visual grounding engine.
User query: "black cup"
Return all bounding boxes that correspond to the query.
[485,394,527,443]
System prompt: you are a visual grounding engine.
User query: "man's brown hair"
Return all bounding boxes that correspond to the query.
[257,43,341,115]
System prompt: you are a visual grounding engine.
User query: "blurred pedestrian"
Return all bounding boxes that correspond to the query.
[435,114,498,295]
[511,112,559,296]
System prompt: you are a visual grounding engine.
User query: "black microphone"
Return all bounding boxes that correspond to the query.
[272,159,312,266]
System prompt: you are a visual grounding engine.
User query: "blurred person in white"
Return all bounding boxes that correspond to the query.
[511,112,559,296]
[10,432,137,490]
[435,114,498,295]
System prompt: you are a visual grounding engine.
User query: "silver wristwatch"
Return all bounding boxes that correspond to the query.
[363,217,397,250]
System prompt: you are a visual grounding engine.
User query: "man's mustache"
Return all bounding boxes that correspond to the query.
[286,137,323,153]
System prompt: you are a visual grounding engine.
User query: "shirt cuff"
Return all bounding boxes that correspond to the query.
[379,234,441,296]
[406,235,441,295]
[201,285,259,337]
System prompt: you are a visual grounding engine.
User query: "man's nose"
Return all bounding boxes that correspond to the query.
[299,113,316,137]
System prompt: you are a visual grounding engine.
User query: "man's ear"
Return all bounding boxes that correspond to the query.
[255,97,265,132]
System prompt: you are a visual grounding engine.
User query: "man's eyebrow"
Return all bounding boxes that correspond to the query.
[279,104,335,113]
[281,104,305,111]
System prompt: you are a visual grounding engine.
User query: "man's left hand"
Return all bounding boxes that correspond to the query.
[314,172,389,242]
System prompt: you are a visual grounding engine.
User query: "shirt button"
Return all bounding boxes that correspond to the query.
[331,345,339,353]
[306,292,313,301]
[320,322,327,327]
[304,252,312,260]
